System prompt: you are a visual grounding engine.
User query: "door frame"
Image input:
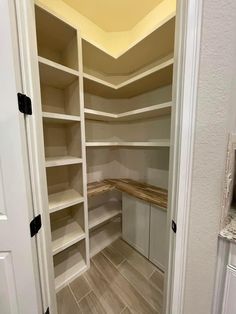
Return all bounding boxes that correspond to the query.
[13,0,204,312]
[14,0,57,313]
[165,0,203,313]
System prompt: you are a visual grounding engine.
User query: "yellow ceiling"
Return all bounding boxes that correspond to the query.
[63,0,164,32]
[36,0,176,57]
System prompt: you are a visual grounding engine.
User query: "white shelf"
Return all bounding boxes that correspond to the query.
[45,156,83,168]
[85,102,172,122]
[86,140,170,147]
[90,220,121,257]
[51,216,85,255]
[83,56,173,98]
[54,243,87,291]
[48,189,84,213]
[42,112,81,123]
[89,202,122,229]
[38,56,79,89]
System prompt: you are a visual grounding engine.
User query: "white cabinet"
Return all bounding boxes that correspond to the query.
[122,194,150,257]
[149,205,167,270]
[222,266,236,314]
[122,194,167,269]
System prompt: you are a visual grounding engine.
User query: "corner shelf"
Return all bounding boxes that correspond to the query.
[48,189,84,213]
[83,56,173,98]
[89,220,121,257]
[38,56,79,89]
[45,156,83,168]
[86,141,170,147]
[51,215,85,255]
[84,102,172,122]
[88,201,122,229]
[42,112,81,123]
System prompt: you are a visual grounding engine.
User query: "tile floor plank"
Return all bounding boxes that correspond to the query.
[79,291,106,314]
[57,286,82,314]
[118,260,162,312]
[69,275,91,301]
[93,252,158,314]
[149,270,164,292]
[102,245,126,267]
[111,239,156,278]
[84,261,125,313]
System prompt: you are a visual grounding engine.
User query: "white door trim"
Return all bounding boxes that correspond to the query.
[14,0,57,313]
[165,0,203,313]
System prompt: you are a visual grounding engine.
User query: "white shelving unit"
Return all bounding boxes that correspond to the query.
[83,13,174,260]
[35,5,89,292]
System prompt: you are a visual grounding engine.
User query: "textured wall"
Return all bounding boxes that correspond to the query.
[183,0,236,313]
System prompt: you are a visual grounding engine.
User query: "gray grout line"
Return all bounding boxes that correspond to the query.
[101,249,127,269]
[148,268,156,279]
[68,284,84,312]
[120,306,129,314]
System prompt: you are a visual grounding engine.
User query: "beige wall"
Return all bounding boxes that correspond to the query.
[183,0,236,313]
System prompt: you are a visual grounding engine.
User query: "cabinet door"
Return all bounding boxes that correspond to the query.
[122,194,150,257]
[222,266,236,314]
[149,205,167,271]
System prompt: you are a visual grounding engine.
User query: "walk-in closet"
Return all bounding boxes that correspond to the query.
[32,1,175,312]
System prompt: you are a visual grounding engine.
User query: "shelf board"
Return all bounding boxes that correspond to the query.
[86,141,170,147]
[89,202,122,229]
[45,156,83,168]
[48,189,84,213]
[38,56,79,89]
[84,102,172,122]
[83,56,173,98]
[42,112,81,123]
[90,220,121,257]
[54,245,87,291]
[87,181,115,197]
[51,216,85,255]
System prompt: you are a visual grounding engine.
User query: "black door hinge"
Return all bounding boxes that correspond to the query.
[44,307,49,314]
[18,93,32,115]
[30,214,42,237]
[172,220,177,233]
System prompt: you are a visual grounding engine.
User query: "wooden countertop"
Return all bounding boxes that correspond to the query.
[87,180,115,197]
[87,178,168,210]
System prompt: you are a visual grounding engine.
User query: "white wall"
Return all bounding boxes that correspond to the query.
[183,0,236,313]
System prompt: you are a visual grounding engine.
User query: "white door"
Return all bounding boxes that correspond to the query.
[0,1,42,314]
[122,194,150,257]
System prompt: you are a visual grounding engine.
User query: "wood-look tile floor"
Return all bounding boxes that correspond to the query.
[57,239,164,314]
